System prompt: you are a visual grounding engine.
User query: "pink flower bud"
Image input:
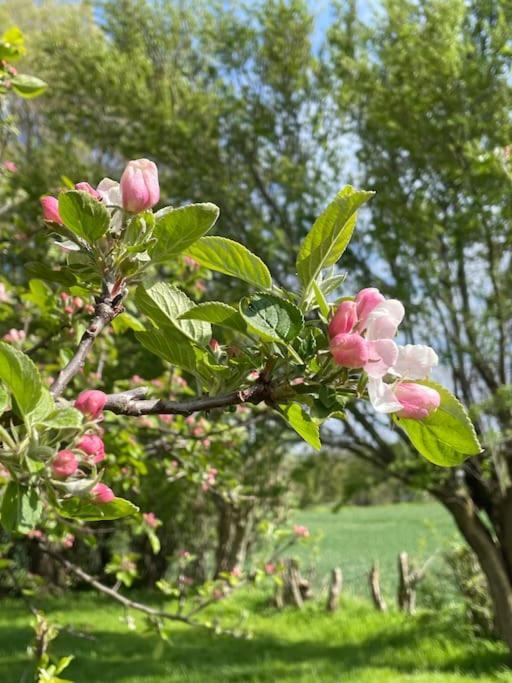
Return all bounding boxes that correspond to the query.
[77,434,105,463]
[91,482,115,503]
[73,297,84,309]
[74,390,107,420]
[40,196,63,224]
[395,383,441,420]
[209,338,220,352]
[143,512,158,528]
[120,158,159,213]
[3,160,17,173]
[62,533,75,549]
[330,333,369,368]
[52,450,78,479]
[264,562,276,575]
[3,328,25,343]
[60,292,70,303]
[355,288,385,329]
[328,301,358,338]
[293,524,310,538]
[75,182,101,200]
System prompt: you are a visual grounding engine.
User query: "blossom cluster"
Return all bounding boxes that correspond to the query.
[329,288,440,420]
[51,390,114,503]
[40,158,160,223]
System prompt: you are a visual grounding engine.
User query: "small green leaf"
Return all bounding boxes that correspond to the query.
[0,342,42,417]
[277,403,321,450]
[393,381,481,467]
[151,203,220,261]
[296,186,374,293]
[28,388,55,423]
[239,293,304,344]
[111,312,146,333]
[135,328,197,373]
[1,483,43,533]
[25,262,78,286]
[312,281,329,317]
[58,190,110,243]
[0,386,9,416]
[185,236,272,289]
[38,407,83,430]
[10,74,47,99]
[179,302,247,333]
[59,497,139,521]
[135,282,211,344]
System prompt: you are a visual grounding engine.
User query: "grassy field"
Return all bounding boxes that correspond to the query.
[0,591,510,683]
[1,502,510,683]
[293,502,460,597]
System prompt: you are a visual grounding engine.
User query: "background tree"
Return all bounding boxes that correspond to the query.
[328,0,512,646]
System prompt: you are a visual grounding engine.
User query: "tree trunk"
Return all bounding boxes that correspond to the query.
[441,494,512,650]
[214,499,253,577]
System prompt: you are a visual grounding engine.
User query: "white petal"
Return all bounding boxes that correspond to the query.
[364,339,398,378]
[97,178,122,207]
[365,299,405,340]
[367,378,403,413]
[392,344,439,380]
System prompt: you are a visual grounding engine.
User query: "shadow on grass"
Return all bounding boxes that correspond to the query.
[0,618,510,683]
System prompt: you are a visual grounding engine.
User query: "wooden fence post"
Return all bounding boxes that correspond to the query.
[326,567,343,612]
[369,562,387,611]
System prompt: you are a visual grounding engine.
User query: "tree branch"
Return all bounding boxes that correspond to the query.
[50,290,125,397]
[40,546,240,634]
[104,381,286,417]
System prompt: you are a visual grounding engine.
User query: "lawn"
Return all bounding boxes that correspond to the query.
[0,591,510,683]
[1,502,510,683]
[293,501,460,597]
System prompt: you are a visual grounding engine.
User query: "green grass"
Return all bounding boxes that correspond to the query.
[1,502,510,682]
[0,591,510,683]
[293,501,460,596]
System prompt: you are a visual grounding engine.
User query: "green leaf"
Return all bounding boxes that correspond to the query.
[151,203,220,261]
[111,312,146,333]
[59,497,139,522]
[10,74,47,99]
[135,328,198,373]
[0,342,42,417]
[0,386,9,416]
[179,302,247,334]
[393,381,482,467]
[312,281,329,317]
[185,236,272,289]
[38,407,83,430]
[277,403,321,450]
[296,186,374,292]
[25,262,78,286]
[1,483,43,533]
[58,190,110,243]
[0,27,25,61]
[239,293,304,344]
[135,282,211,345]
[28,388,55,423]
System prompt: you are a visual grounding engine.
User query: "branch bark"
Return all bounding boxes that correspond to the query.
[104,381,284,417]
[50,290,125,397]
